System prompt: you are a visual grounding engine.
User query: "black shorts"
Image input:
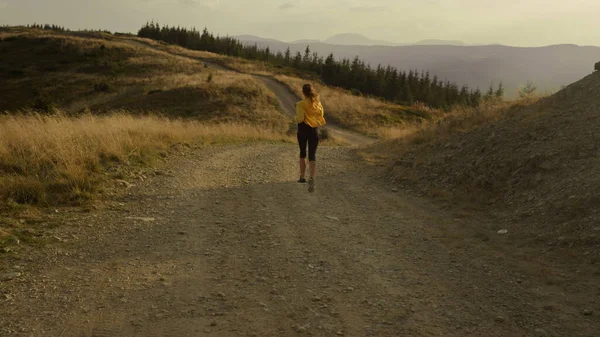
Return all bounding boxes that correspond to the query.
[297,122,319,161]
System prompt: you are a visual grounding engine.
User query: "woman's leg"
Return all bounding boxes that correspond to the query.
[297,125,308,180]
[307,127,319,193]
[307,128,319,178]
[299,158,307,178]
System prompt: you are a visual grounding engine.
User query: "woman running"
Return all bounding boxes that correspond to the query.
[296,84,326,193]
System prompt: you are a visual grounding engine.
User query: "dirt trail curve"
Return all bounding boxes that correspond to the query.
[120,38,374,146]
[0,38,598,337]
[253,75,373,146]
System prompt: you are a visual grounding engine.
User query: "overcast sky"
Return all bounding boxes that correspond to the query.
[1,0,599,46]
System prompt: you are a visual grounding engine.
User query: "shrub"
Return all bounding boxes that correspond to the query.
[94,82,110,92]
[595,61,600,72]
[9,69,26,77]
[319,128,330,140]
[32,92,58,113]
[518,81,537,99]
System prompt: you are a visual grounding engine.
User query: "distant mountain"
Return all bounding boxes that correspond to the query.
[235,35,600,98]
[291,39,322,44]
[414,39,465,46]
[324,33,394,46]
[291,35,465,47]
[235,35,282,44]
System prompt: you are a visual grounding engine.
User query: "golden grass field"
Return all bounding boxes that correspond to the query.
[0,113,290,206]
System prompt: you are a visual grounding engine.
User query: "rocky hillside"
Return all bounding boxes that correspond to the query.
[382,69,600,253]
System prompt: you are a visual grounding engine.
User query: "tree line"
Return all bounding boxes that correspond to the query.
[27,24,68,32]
[10,24,112,34]
[137,22,500,108]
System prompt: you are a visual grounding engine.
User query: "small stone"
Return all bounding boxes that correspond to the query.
[497,229,508,235]
[494,316,505,323]
[391,188,399,192]
[126,217,156,222]
[346,287,354,292]
[336,331,344,336]
[210,321,217,327]
[116,180,134,188]
[0,272,22,282]
[534,328,547,335]
[325,216,340,221]
[582,309,593,316]
[296,325,308,333]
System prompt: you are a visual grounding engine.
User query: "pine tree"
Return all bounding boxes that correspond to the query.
[293,52,302,68]
[284,47,291,66]
[303,46,311,68]
[495,82,504,99]
[485,84,494,101]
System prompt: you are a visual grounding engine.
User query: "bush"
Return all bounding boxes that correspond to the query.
[94,82,110,92]
[32,92,58,113]
[8,69,25,77]
[0,177,46,205]
[595,61,600,72]
[319,128,330,140]
[518,81,537,99]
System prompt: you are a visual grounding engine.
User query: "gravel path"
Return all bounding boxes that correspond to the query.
[1,143,597,336]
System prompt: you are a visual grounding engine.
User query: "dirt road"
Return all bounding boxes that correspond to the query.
[1,142,598,337]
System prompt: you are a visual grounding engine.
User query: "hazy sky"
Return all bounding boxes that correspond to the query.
[1,0,599,46]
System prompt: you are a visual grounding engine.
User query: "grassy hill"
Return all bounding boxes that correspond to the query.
[0,28,289,130]
[0,27,429,209]
[0,28,295,208]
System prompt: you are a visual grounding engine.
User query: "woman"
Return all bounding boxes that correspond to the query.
[296,84,326,193]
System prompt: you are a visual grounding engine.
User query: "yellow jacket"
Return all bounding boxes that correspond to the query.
[296,99,326,128]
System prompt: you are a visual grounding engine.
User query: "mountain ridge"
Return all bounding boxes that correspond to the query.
[235,33,465,47]
[234,34,600,97]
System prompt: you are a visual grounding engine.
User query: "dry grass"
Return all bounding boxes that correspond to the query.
[389,96,545,146]
[0,112,290,206]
